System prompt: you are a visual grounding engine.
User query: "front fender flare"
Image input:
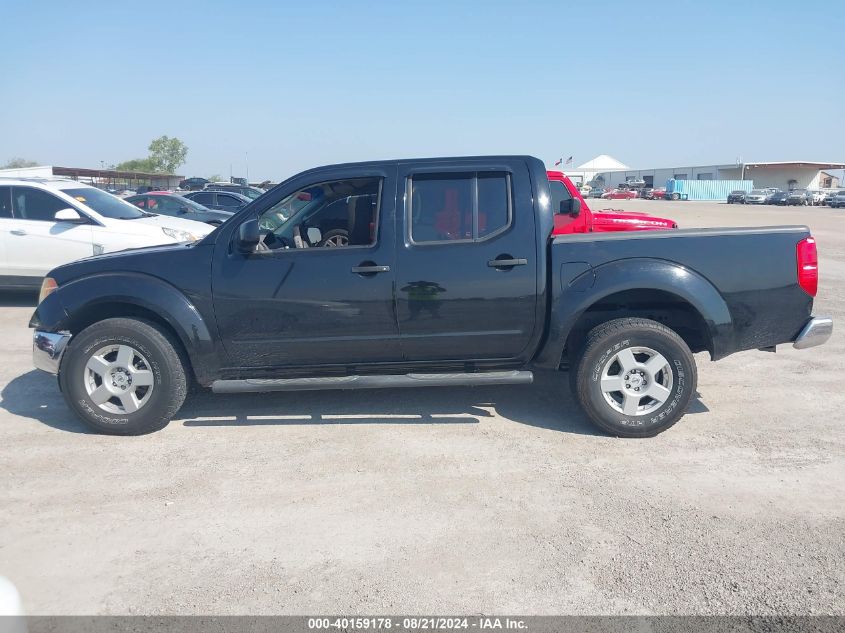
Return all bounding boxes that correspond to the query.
[533,258,734,368]
[34,272,219,384]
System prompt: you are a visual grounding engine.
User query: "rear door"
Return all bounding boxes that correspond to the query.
[217,193,246,212]
[394,159,538,362]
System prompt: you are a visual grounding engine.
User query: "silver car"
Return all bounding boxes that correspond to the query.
[745,189,771,204]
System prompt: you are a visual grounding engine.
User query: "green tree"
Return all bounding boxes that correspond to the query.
[114,158,157,172]
[148,135,188,173]
[1,157,40,169]
[206,174,223,183]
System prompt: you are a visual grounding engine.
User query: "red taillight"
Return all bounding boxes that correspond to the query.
[796,237,818,297]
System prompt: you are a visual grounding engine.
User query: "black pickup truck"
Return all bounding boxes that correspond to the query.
[30,156,832,437]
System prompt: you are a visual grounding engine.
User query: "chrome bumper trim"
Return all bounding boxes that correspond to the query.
[793,316,833,350]
[33,330,72,374]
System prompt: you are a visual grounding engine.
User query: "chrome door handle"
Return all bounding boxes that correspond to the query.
[487,258,527,268]
[351,265,390,274]
[10,229,26,236]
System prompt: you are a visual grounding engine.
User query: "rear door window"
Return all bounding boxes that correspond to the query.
[409,172,511,243]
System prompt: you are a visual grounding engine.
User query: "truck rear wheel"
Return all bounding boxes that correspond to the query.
[59,318,188,435]
[572,318,697,437]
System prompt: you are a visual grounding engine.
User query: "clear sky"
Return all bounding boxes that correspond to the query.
[2,0,843,181]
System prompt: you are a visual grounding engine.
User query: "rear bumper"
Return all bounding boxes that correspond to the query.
[793,316,833,350]
[33,330,71,374]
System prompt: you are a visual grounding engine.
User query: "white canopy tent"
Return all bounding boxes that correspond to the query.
[548,155,631,186]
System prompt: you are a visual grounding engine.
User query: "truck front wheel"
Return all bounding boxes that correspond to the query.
[572,318,697,437]
[59,318,188,435]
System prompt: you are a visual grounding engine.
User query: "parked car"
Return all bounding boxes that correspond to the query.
[787,189,809,206]
[602,188,638,200]
[30,155,831,439]
[769,191,790,205]
[0,178,213,289]
[125,193,233,226]
[547,171,677,234]
[726,190,747,204]
[183,190,252,212]
[745,189,773,204]
[178,177,209,191]
[588,187,606,198]
[806,190,826,206]
[828,190,845,208]
[204,183,266,200]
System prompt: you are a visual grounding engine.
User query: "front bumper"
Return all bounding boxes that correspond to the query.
[793,316,833,350]
[33,331,71,374]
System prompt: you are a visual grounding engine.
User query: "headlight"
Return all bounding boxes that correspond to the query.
[162,227,198,242]
[39,277,58,304]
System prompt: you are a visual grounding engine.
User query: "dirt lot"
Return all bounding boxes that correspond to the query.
[0,201,843,615]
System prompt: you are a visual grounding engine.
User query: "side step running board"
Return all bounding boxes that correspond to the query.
[211,370,533,394]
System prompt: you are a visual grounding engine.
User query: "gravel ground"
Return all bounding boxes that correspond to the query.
[0,201,842,615]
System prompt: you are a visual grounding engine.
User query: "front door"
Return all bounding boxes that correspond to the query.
[211,165,401,369]
[394,160,539,362]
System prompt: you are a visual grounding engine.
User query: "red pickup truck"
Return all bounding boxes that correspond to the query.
[547,171,677,234]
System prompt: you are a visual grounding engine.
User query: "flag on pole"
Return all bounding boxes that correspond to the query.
[565,156,573,166]
[554,158,563,166]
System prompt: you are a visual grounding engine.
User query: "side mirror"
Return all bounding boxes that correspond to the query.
[54,208,85,223]
[559,198,581,218]
[306,227,322,245]
[236,218,260,254]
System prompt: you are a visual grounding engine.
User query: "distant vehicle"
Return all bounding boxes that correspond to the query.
[745,189,773,204]
[727,190,747,204]
[125,193,233,226]
[178,177,209,191]
[828,190,845,208]
[588,187,606,198]
[134,185,155,195]
[183,190,252,212]
[204,183,266,200]
[602,189,638,200]
[769,191,790,205]
[806,190,826,206]
[624,178,646,188]
[642,187,666,200]
[547,171,677,235]
[0,178,212,288]
[787,189,809,206]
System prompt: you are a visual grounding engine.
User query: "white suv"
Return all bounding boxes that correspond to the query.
[0,178,214,289]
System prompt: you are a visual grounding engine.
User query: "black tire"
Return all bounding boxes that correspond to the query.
[59,318,188,435]
[571,318,697,438]
[671,193,680,200]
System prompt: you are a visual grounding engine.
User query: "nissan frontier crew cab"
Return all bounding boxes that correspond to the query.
[30,156,832,437]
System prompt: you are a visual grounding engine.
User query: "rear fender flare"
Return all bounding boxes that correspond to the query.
[533,258,734,368]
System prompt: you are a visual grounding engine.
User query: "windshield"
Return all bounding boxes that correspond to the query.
[750,190,766,195]
[791,189,806,194]
[243,187,264,200]
[65,187,146,219]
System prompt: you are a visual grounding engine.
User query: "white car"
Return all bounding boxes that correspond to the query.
[0,178,213,289]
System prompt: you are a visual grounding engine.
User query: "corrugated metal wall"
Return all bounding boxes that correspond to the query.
[665,179,753,200]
